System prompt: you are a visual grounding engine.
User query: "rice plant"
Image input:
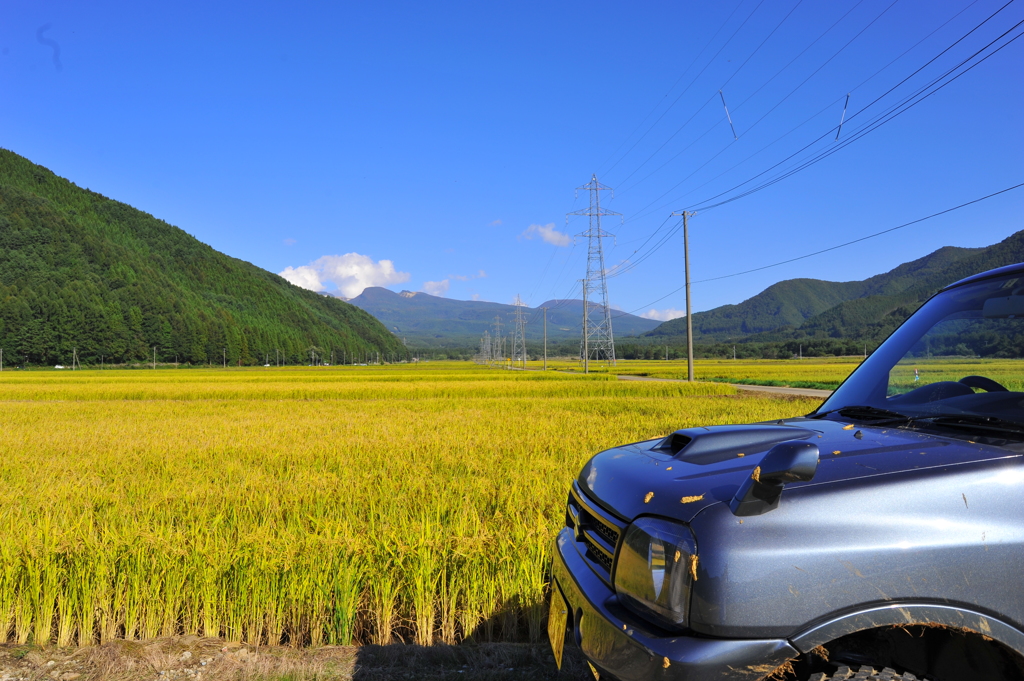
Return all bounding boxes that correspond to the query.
[0,362,817,647]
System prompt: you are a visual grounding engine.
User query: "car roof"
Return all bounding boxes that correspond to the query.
[941,262,1024,292]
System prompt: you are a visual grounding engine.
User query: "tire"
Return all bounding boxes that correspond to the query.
[808,666,923,681]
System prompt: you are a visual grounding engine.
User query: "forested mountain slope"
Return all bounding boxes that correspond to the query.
[0,149,404,365]
[643,238,1021,343]
[346,287,659,346]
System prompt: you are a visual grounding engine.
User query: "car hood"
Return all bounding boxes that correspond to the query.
[577,417,1019,523]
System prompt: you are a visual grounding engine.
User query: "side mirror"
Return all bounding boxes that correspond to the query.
[729,442,819,516]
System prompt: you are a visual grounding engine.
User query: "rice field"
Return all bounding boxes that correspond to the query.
[0,362,819,649]
[552,357,1024,392]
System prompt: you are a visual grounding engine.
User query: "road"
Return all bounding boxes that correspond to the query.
[615,374,832,399]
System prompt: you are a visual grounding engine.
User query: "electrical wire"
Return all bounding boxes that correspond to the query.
[656,0,984,215]
[614,182,1024,320]
[601,0,769,178]
[618,0,904,212]
[606,0,1020,277]
[613,0,804,189]
[595,0,746,177]
[691,21,1024,212]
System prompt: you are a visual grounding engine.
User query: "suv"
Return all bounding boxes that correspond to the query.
[548,264,1024,681]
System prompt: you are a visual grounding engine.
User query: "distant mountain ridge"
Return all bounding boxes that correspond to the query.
[346,287,660,346]
[646,232,1024,343]
[0,149,405,365]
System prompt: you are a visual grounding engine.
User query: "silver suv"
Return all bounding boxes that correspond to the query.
[548,264,1024,681]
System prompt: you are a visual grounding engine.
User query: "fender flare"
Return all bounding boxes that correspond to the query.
[790,602,1024,656]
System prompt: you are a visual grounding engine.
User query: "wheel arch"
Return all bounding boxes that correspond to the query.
[790,602,1024,656]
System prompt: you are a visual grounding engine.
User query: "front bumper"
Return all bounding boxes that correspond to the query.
[551,527,798,681]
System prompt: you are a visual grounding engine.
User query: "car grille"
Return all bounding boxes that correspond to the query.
[566,482,626,583]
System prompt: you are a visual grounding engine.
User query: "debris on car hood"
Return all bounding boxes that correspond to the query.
[577,418,1019,522]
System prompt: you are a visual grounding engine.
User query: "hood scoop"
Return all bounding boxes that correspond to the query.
[654,424,816,465]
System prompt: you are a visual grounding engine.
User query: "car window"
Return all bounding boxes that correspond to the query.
[820,273,1024,426]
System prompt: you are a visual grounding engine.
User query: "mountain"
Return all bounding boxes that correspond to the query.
[645,233,1024,343]
[0,149,405,365]
[346,287,661,346]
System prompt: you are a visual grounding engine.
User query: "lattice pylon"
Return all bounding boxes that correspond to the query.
[567,174,619,365]
[510,294,527,369]
[479,330,492,364]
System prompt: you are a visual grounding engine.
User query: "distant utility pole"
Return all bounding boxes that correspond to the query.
[1,348,4,371]
[671,210,697,382]
[510,294,527,369]
[223,348,226,369]
[152,346,156,370]
[542,307,548,371]
[569,175,619,368]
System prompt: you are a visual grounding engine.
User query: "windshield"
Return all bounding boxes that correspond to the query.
[817,271,1024,428]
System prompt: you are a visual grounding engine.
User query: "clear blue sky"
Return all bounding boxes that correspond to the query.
[3,0,1022,320]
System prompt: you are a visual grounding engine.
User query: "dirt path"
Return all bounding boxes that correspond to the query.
[0,640,591,681]
[615,374,832,399]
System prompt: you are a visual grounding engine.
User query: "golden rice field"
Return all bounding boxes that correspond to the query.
[552,357,1024,392]
[0,362,819,650]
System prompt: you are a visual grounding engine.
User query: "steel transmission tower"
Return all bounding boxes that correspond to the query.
[568,175,619,366]
[491,316,504,366]
[479,330,492,364]
[510,295,527,369]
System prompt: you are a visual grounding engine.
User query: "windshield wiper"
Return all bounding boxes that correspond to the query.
[809,405,911,423]
[910,413,1024,435]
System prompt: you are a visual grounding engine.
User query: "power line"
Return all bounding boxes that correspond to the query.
[604,1,1022,274]
[595,0,746,177]
[613,0,872,197]
[682,1,1023,211]
[612,0,805,189]
[618,182,1024,317]
[600,0,766,178]
[689,20,1024,212]
[617,0,996,223]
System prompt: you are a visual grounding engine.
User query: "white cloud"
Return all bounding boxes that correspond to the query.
[279,253,410,298]
[283,238,297,246]
[520,223,571,247]
[423,279,450,297]
[488,219,502,227]
[640,308,686,322]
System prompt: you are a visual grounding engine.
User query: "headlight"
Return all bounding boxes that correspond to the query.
[613,517,696,630]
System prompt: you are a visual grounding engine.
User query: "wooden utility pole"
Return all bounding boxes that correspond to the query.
[152,347,156,370]
[671,211,697,381]
[543,307,548,371]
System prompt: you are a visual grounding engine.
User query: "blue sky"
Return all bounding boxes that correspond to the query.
[3,0,1022,321]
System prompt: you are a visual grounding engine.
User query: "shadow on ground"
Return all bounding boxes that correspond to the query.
[0,639,593,680]
[351,642,591,680]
